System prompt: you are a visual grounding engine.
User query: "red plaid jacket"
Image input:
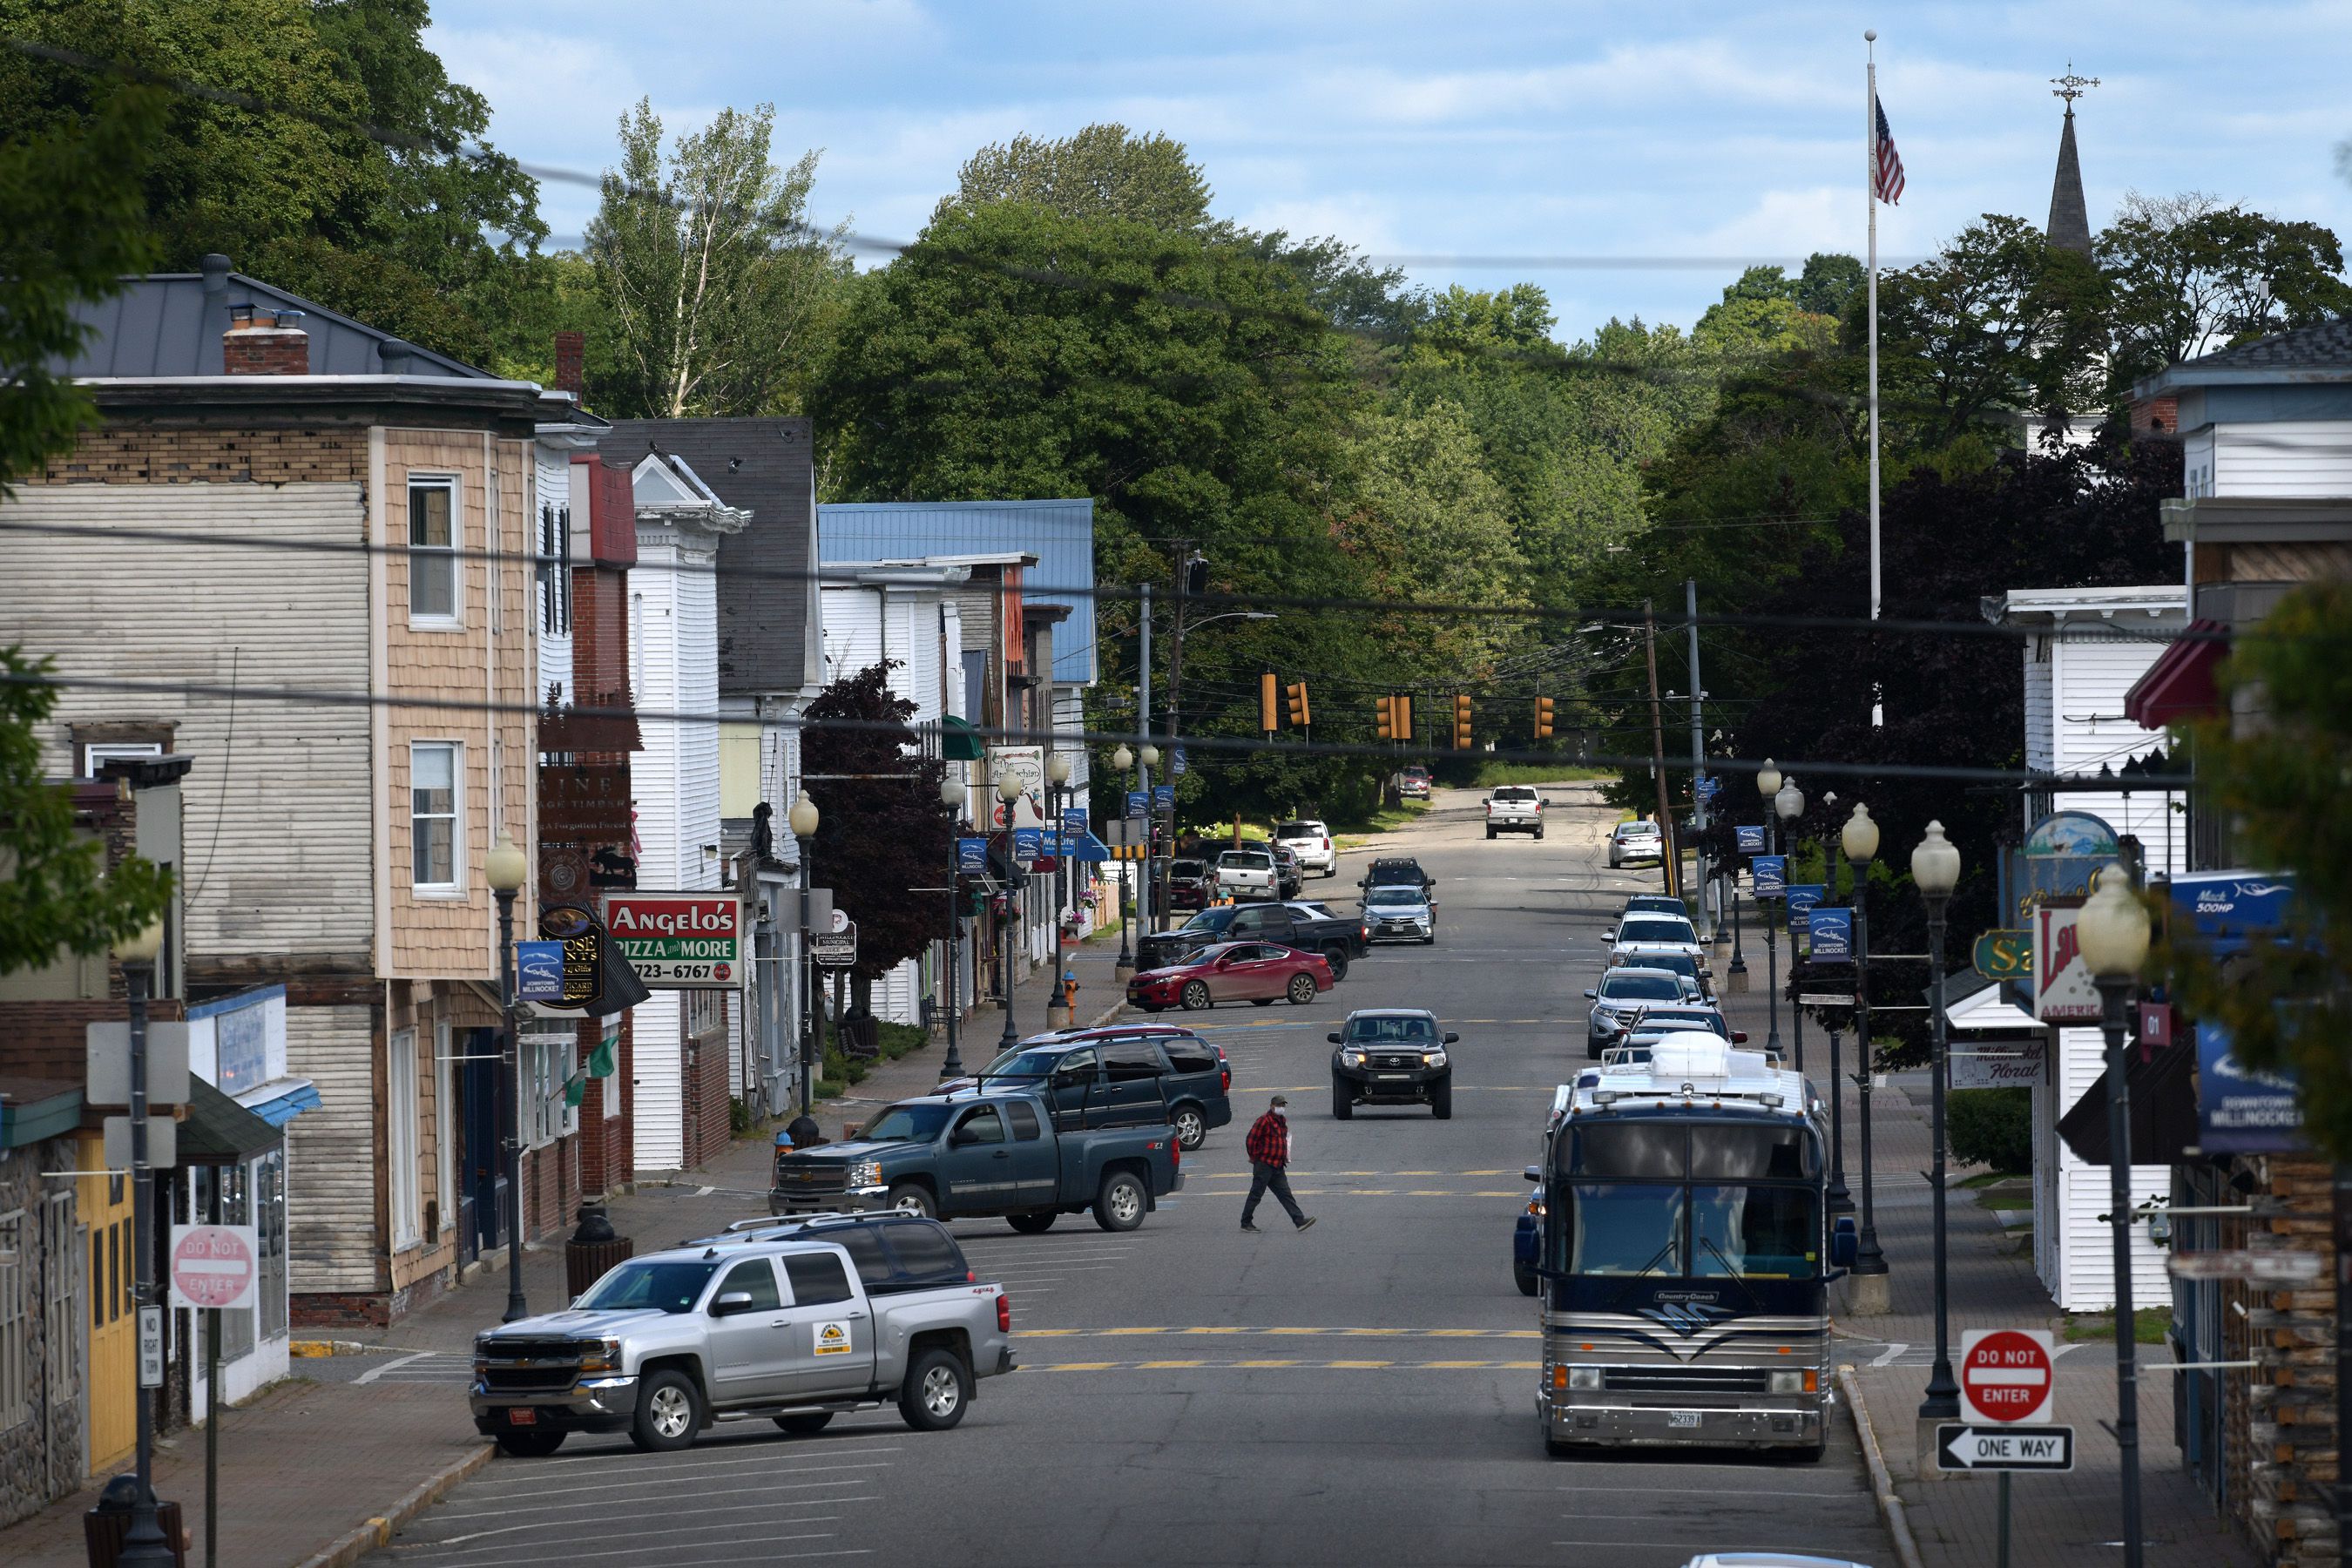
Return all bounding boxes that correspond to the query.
[1245,1112,1289,1168]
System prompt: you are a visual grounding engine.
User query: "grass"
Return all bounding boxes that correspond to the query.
[1469,761,1614,787]
[2063,1308,2171,1346]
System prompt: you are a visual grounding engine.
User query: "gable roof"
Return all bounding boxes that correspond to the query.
[2137,317,2352,395]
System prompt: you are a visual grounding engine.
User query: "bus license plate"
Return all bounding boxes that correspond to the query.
[1666,1410,1700,1429]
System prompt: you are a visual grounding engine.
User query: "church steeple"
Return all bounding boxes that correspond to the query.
[2046,66,2098,257]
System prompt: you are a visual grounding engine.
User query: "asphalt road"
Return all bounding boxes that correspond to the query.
[366,784,1896,1568]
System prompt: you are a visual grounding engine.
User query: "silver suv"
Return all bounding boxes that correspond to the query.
[1608,820,1664,868]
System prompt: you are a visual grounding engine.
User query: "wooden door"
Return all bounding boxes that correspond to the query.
[78,1132,137,1475]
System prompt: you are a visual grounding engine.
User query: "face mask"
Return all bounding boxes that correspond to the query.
[1272,1107,1287,1120]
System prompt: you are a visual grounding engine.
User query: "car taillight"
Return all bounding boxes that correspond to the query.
[1171,1139,1181,1170]
[1221,1068,1232,1092]
[997,1292,1011,1333]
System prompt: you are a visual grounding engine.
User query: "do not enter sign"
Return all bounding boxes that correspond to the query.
[1960,1328,2055,1425]
[169,1224,259,1312]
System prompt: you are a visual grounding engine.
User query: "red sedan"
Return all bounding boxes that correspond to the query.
[1128,942,1334,1012]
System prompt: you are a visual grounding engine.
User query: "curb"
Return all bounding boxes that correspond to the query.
[288,1339,394,1358]
[1839,1364,1927,1568]
[292,1442,492,1568]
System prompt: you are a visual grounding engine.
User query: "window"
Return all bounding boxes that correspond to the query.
[578,1260,717,1315]
[880,1224,966,1284]
[524,1025,579,1147]
[388,1029,420,1248]
[0,1209,24,1430]
[716,1259,781,1311]
[1103,1040,1163,1083]
[538,502,571,634]
[1048,1048,1098,1089]
[409,743,459,891]
[953,1105,1005,1146]
[686,990,727,1039]
[1562,1184,1686,1276]
[814,1227,893,1289]
[1162,1039,1217,1076]
[408,479,457,624]
[783,1252,855,1307]
[1690,1186,1821,1281]
[1005,1101,1042,1141]
[82,740,163,776]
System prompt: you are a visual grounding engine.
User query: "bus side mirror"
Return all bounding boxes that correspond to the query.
[1523,1165,1542,1184]
[1829,1215,1858,1269]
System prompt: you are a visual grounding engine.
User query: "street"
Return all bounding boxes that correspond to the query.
[366,785,1895,1568]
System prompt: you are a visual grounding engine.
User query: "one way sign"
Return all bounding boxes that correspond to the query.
[1936,1424,2075,1472]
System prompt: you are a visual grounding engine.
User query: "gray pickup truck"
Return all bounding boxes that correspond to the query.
[470,1229,1012,1456]
[770,1088,1181,1233]
[1484,785,1545,839]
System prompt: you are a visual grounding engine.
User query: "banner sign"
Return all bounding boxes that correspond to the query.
[2196,1021,2304,1152]
[1173,748,1189,776]
[956,837,990,875]
[1126,790,1149,818]
[1808,907,1853,961]
[1949,1037,2046,1091]
[605,893,744,989]
[1153,785,1177,811]
[1751,855,1787,897]
[1736,825,1767,855]
[1694,775,1720,801]
[2167,871,2294,955]
[1013,828,1045,862]
[1784,883,1824,934]
[2031,902,2101,1023]
[515,940,566,1002]
[1061,806,1090,835]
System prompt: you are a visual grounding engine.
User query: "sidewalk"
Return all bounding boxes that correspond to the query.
[0,932,1118,1568]
[1708,899,2261,1568]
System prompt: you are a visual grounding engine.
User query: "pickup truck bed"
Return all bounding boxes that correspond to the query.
[1485,787,1544,839]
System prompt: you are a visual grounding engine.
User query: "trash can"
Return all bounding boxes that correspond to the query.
[564,1202,632,1301]
[84,1476,187,1567]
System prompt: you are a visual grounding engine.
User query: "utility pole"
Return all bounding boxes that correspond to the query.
[1643,600,1677,898]
[1685,577,1710,935]
[1138,582,1153,933]
[1159,549,1197,929]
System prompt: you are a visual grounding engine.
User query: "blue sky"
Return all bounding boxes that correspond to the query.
[428,0,2352,337]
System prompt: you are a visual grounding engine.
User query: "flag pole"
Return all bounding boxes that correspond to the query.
[1865,28,1884,728]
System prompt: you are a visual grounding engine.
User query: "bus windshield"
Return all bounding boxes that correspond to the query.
[1691,1185,1821,1279]
[1563,1184,1686,1275]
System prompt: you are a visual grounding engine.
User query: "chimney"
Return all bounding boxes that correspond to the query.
[223,303,308,375]
[553,330,585,399]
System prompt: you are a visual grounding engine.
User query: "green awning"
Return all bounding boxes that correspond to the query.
[940,715,987,761]
[0,1075,82,1149]
[179,1076,281,1163]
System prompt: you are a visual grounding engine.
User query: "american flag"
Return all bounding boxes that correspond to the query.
[1873,97,1905,205]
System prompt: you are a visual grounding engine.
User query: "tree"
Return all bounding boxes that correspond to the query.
[586,98,848,418]
[799,666,950,987]
[940,123,1211,231]
[2099,192,2352,388]
[2159,582,2352,1158]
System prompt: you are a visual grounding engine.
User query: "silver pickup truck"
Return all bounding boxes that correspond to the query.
[470,1227,1013,1456]
[1484,785,1545,839]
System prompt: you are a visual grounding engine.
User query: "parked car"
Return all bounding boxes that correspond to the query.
[1608,820,1664,868]
[1484,785,1545,839]
[1166,859,1213,912]
[1274,819,1337,877]
[1399,767,1432,799]
[1583,967,1690,1055]
[469,1230,1013,1455]
[1362,882,1436,944]
[1598,1006,1747,1059]
[1612,947,1711,1002]
[1138,902,1366,977]
[1128,941,1335,1012]
[1329,1009,1456,1119]
[1215,847,1279,901]
[1513,1166,1543,1296]
[941,1027,1233,1150]
[1620,894,1690,918]
[1358,856,1436,897]
[1606,910,1700,947]
[768,1090,1182,1231]
[1267,843,1306,899]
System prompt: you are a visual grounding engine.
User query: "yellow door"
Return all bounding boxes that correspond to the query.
[78,1131,137,1476]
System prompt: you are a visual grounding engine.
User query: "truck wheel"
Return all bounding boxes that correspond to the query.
[629,1369,702,1453]
[1180,980,1212,1010]
[1422,933,1436,945]
[495,1429,566,1457]
[1534,828,1544,841]
[1431,1081,1453,1120]
[1514,1262,1538,1297]
[1793,1434,1827,1463]
[1320,948,1349,981]
[1006,1210,1057,1233]
[899,1347,971,1432]
[1286,974,1317,1005]
[1093,1170,1147,1232]
[1544,1434,1578,1459]
[886,1182,937,1219]
[774,1412,834,1436]
[1171,1105,1207,1151]
[1331,1078,1353,1119]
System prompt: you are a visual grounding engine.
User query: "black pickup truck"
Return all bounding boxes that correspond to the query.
[1135,901,1367,978]
[769,1089,1183,1233]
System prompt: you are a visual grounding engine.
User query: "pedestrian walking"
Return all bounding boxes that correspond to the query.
[1240,1095,1315,1233]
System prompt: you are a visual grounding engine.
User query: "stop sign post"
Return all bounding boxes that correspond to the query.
[1960,1328,2054,1425]
[168,1224,259,1312]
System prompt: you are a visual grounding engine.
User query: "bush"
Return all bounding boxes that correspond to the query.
[1948,1087,2032,1173]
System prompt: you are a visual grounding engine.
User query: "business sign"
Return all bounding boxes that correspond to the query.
[537,903,605,1009]
[605,892,744,989]
[169,1224,259,1312]
[1784,883,1824,934]
[1153,785,1177,812]
[2031,902,2101,1023]
[812,920,858,969]
[986,746,1046,828]
[1751,855,1787,897]
[1949,1037,2046,1091]
[515,940,566,1002]
[2168,1249,2322,1284]
[1972,929,2032,981]
[1807,907,1852,961]
[2167,870,2294,954]
[1735,825,1767,855]
[956,837,990,875]
[1936,1425,2073,1473]
[1960,1328,2054,1425]
[2017,809,2119,915]
[2196,1021,2303,1153]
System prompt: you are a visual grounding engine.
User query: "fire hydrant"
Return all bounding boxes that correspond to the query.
[1060,970,1079,1020]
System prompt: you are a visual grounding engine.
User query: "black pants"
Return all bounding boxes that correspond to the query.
[1242,1161,1306,1227]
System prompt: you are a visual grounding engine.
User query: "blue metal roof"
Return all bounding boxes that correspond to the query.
[818,500,1096,686]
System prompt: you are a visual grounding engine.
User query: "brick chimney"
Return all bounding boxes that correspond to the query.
[553,330,585,399]
[223,304,309,375]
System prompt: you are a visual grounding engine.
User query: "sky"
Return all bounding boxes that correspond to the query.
[427,0,2352,338]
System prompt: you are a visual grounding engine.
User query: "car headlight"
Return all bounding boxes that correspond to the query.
[848,1159,882,1187]
[577,1337,624,1374]
[1423,1050,1447,1067]
[1565,1365,1602,1390]
[1341,1049,1365,1065]
[1768,1369,1816,1395]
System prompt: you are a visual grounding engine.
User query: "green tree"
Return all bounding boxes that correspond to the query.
[587,98,848,418]
[2099,192,2352,388]
[941,123,1211,231]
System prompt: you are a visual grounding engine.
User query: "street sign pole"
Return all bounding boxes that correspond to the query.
[121,943,172,1567]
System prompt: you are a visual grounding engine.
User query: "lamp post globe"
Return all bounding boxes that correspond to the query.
[1045,752,1071,787]
[114,918,165,966]
[997,770,1024,804]
[2078,866,2152,979]
[939,775,964,811]
[485,835,529,896]
[1755,759,1782,800]
[1112,744,1133,773]
[1774,780,1804,823]
[1842,801,1880,865]
[787,790,820,840]
[1139,744,1160,769]
[1910,820,1961,901]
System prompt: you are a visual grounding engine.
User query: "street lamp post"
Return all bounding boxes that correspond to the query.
[1821,793,1851,1215]
[997,769,1024,1051]
[1044,751,1071,1031]
[1912,821,1964,1421]
[1112,744,1135,972]
[939,774,967,1081]
[789,791,820,1111]
[1843,804,1889,1311]
[1139,744,1161,935]
[486,835,531,1324]
[1755,761,1784,1052]
[2079,867,2150,1568]
[1776,779,1806,1074]
[115,919,173,1568]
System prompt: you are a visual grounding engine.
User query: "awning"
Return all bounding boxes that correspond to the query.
[939,716,987,762]
[236,1077,321,1128]
[2057,1044,2200,1166]
[180,1076,283,1163]
[2123,619,2228,728]
[0,1075,82,1149]
[1943,975,2044,1033]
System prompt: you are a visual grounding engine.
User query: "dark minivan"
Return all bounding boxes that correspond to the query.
[950,1027,1233,1151]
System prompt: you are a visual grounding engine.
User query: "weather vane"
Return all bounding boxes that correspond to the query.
[2051,63,2099,105]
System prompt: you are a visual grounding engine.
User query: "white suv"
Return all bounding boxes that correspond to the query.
[1274,819,1336,877]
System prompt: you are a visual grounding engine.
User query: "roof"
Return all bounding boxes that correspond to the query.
[2047,108,2093,258]
[1989,585,2186,623]
[0,1075,82,1149]
[2136,317,2352,396]
[820,500,1097,686]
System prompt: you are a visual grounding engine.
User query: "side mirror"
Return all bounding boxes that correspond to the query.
[1443,1032,1460,1045]
[1601,929,1615,942]
[949,1126,979,1147]
[1732,1031,1749,1044]
[1523,1164,1542,1184]
[1583,990,1598,1000]
[1327,1032,1343,1044]
[710,1290,756,1317]
[1829,1215,1859,1269]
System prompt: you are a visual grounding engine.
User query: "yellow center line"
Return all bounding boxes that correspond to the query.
[1013,1357,1546,1373]
[1019,1326,1542,1340]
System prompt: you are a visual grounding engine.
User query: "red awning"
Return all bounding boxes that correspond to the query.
[2124,619,2228,728]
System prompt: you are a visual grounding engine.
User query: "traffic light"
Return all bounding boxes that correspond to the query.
[1260,672,1280,733]
[1375,695,1396,740]
[1286,681,1310,727]
[1396,695,1413,744]
[1452,693,1473,750]
[1535,696,1556,740]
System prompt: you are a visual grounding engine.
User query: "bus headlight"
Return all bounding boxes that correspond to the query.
[1565,1365,1602,1390]
[1768,1369,1816,1395]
